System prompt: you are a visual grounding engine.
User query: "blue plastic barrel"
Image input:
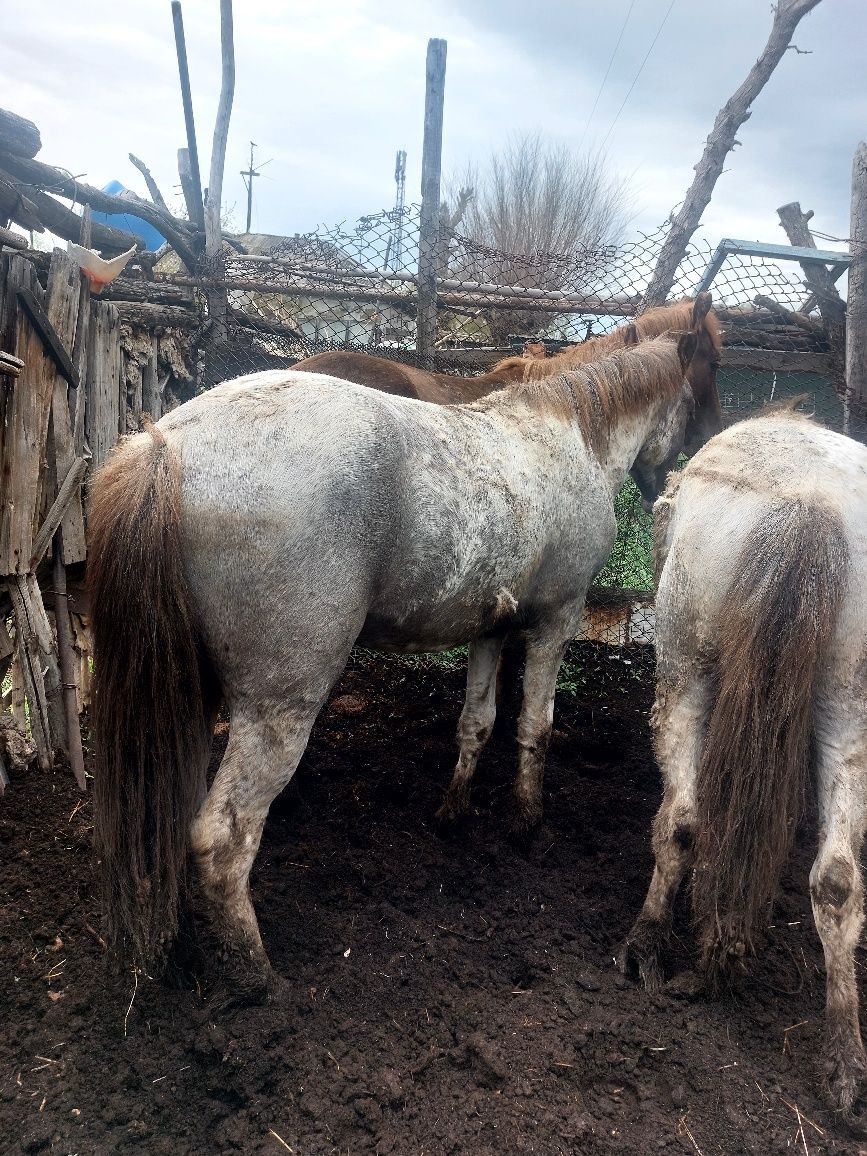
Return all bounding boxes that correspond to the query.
[90,180,166,251]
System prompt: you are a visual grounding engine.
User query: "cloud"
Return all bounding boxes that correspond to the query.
[1,0,862,247]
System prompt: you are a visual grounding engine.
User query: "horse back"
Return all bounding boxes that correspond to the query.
[291,351,426,399]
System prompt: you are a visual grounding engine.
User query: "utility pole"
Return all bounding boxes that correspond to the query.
[240,141,261,233]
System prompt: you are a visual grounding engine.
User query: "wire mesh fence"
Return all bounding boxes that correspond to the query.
[152,204,847,655]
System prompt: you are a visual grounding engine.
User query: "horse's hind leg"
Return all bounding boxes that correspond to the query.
[810,713,867,1119]
[619,669,711,991]
[190,697,325,1004]
[511,634,569,839]
[436,634,506,823]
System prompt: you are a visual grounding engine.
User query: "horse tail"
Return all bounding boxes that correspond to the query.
[89,422,216,967]
[693,497,849,980]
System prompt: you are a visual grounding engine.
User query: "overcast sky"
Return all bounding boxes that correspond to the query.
[3,0,864,251]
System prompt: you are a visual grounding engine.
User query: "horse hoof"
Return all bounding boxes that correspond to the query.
[823,1045,867,1127]
[507,808,542,848]
[617,922,668,994]
[212,970,283,1012]
[435,783,472,827]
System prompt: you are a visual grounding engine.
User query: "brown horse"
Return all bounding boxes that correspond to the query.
[525,295,723,455]
[290,350,534,404]
[292,297,722,439]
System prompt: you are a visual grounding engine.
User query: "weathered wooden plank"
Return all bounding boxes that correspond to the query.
[6,577,54,768]
[720,346,832,373]
[85,300,122,468]
[44,249,87,563]
[141,334,161,421]
[17,285,79,389]
[30,456,88,570]
[71,208,92,460]
[53,544,86,789]
[0,257,57,574]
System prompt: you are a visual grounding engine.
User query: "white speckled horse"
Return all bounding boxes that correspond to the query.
[620,404,867,1121]
[89,301,720,1001]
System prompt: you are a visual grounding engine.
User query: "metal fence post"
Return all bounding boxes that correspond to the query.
[416,38,447,369]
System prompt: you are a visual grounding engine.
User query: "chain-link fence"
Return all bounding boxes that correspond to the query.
[152,206,845,653]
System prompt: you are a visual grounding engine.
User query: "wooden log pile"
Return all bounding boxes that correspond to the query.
[0,106,202,270]
[715,302,830,353]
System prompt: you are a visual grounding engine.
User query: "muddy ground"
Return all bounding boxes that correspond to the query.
[1,645,864,1155]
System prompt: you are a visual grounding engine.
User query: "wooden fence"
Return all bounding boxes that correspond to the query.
[0,246,128,789]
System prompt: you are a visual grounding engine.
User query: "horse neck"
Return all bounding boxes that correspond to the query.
[448,373,503,403]
[591,390,678,495]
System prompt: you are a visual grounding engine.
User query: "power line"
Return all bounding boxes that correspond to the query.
[577,0,637,153]
[599,0,677,152]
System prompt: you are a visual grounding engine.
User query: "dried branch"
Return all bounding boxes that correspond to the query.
[0,171,139,251]
[0,150,199,266]
[643,0,824,307]
[128,153,170,213]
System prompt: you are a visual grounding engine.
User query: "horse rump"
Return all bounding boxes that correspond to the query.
[693,497,849,981]
[89,422,217,969]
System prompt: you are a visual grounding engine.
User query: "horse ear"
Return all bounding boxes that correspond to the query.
[623,323,640,346]
[691,291,712,330]
[677,330,698,372]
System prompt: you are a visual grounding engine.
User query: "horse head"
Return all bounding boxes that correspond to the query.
[681,291,723,455]
[628,298,720,509]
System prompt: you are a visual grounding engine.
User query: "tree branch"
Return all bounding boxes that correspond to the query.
[0,170,139,251]
[643,0,823,308]
[0,149,199,266]
[128,153,170,213]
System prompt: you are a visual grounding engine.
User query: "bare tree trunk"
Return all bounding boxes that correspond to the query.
[643,0,823,309]
[204,0,235,344]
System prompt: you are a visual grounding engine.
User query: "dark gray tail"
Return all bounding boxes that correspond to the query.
[89,424,216,967]
[693,499,849,978]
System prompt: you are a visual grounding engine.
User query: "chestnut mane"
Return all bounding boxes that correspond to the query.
[488,336,686,455]
[523,299,721,381]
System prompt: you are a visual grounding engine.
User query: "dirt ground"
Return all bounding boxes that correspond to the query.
[1,644,865,1155]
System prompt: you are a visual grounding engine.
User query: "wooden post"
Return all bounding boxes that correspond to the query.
[52,542,86,790]
[847,142,867,436]
[204,0,235,344]
[777,199,848,420]
[171,1,205,230]
[71,206,92,458]
[416,38,447,369]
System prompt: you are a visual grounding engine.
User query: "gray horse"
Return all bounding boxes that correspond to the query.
[621,403,867,1121]
[90,305,720,1000]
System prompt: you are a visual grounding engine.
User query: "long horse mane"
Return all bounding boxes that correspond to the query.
[523,298,721,381]
[488,336,685,455]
